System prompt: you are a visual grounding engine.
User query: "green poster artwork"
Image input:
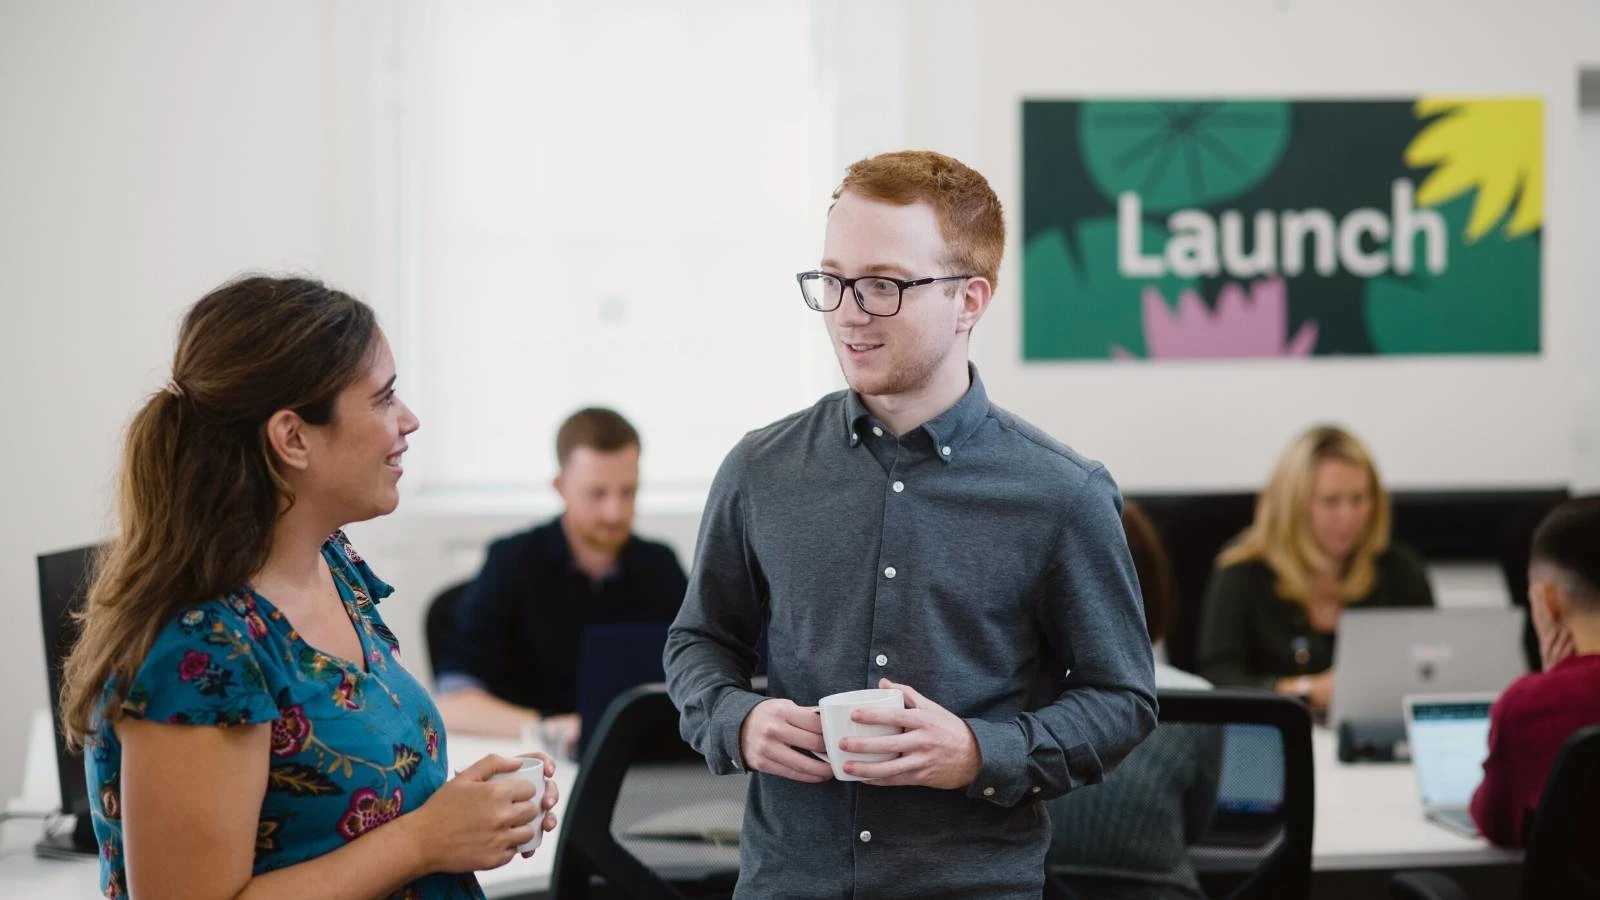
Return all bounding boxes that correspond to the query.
[1021,98,1543,360]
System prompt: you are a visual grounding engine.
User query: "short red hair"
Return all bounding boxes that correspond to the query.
[833,150,1006,287]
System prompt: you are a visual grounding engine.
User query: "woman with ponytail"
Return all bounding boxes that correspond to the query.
[60,276,556,899]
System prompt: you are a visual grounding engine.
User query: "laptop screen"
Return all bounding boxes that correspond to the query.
[1409,699,1493,808]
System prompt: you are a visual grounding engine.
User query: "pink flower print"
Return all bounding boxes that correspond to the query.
[270,705,311,757]
[178,651,211,682]
[332,671,361,710]
[244,611,269,641]
[334,533,364,563]
[425,727,439,760]
[337,787,404,840]
[1112,276,1318,360]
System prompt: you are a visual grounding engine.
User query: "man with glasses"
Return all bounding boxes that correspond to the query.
[665,150,1156,898]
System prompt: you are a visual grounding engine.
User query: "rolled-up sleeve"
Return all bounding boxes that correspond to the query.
[965,464,1157,806]
[664,444,768,775]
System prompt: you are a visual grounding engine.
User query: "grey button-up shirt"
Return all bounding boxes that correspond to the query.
[664,367,1157,899]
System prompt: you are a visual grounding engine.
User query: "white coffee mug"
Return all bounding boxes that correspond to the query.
[489,757,547,853]
[812,688,905,782]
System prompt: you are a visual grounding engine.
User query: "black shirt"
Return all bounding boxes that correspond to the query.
[1196,543,1435,690]
[438,517,688,714]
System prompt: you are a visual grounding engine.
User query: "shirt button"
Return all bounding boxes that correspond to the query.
[941,446,952,457]
[884,566,897,579]
[851,433,859,445]
[872,426,884,437]
[875,653,888,666]
[983,787,996,797]
[1032,786,1041,794]
[732,757,741,768]
[859,830,872,843]
[892,481,904,493]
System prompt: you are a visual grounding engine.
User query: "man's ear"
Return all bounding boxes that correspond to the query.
[1538,583,1568,628]
[264,409,311,472]
[955,277,993,335]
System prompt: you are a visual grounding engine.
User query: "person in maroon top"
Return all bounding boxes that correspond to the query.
[1470,495,1600,847]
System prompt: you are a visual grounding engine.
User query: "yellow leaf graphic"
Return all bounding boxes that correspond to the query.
[1405,97,1542,242]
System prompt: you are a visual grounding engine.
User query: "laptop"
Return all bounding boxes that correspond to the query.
[1403,693,1496,838]
[1330,607,1523,728]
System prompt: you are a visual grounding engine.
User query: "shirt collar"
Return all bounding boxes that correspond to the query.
[841,363,990,463]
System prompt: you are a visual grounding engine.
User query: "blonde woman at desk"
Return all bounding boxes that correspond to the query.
[1197,425,1434,712]
[57,277,557,900]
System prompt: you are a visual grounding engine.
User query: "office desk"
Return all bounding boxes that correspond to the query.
[1310,726,1521,871]
[0,712,1521,898]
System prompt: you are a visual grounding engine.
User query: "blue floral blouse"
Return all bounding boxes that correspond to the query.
[86,532,483,900]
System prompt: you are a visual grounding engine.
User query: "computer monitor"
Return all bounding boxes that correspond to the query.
[37,545,100,857]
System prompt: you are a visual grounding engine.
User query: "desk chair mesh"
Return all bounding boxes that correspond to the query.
[1047,690,1314,900]
[1390,725,1600,900]
[1180,691,1314,900]
[551,683,755,900]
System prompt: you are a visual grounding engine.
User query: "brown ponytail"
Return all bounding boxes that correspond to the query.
[60,276,377,745]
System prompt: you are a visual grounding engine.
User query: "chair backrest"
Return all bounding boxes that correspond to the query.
[1129,495,1258,673]
[551,683,748,900]
[1520,725,1600,899]
[1161,690,1315,900]
[37,545,102,855]
[423,580,470,680]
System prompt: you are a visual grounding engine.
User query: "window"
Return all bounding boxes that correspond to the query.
[398,0,838,504]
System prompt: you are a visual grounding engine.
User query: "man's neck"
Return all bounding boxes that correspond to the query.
[859,357,971,437]
[560,515,621,583]
[1568,613,1600,656]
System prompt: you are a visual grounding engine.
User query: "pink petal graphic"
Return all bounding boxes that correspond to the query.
[1136,276,1317,360]
[1285,320,1319,356]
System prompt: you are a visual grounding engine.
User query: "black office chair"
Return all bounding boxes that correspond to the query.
[1389,725,1600,900]
[36,545,104,856]
[551,682,760,900]
[1129,494,1257,673]
[1167,690,1315,900]
[423,580,470,679]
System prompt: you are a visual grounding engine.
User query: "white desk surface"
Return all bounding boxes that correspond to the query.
[0,711,1521,898]
[1310,726,1522,871]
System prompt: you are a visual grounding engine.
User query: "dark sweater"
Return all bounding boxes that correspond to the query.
[1197,544,1435,690]
[1470,653,1600,847]
[1045,720,1223,900]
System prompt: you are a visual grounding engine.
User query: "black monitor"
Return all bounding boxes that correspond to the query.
[36,545,100,857]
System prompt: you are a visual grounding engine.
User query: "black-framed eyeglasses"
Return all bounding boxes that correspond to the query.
[796,270,973,317]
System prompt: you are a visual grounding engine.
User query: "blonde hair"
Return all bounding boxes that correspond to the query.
[1218,425,1392,605]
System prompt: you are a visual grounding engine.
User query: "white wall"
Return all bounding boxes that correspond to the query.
[887,0,1600,492]
[2,0,1596,811]
[0,0,392,804]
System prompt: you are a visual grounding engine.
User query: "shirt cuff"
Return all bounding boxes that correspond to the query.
[708,688,766,776]
[964,717,1030,807]
[434,672,487,696]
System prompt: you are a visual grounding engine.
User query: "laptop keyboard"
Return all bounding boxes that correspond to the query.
[1429,807,1479,836]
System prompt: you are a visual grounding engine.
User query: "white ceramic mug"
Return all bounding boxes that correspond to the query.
[489,757,547,852]
[811,688,905,782]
